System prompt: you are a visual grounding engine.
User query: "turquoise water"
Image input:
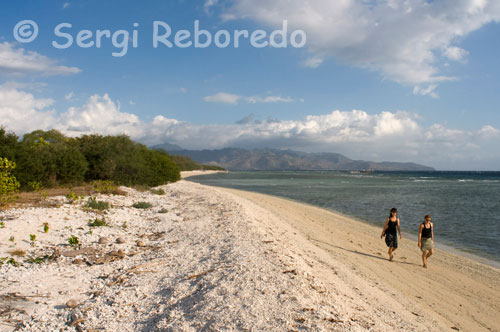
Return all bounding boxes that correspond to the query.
[189,171,500,263]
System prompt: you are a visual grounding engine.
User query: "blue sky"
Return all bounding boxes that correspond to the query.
[1,0,500,170]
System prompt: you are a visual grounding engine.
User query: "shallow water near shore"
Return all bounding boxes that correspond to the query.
[189,170,500,264]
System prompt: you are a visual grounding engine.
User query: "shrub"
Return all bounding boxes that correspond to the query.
[68,235,79,248]
[150,188,165,195]
[132,201,153,209]
[0,158,20,207]
[92,180,116,194]
[43,222,49,233]
[86,197,110,211]
[0,257,19,267]
[88,217,108,227]
[66,191,82,204]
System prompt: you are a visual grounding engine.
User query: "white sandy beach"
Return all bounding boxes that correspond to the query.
[0,176,499,331]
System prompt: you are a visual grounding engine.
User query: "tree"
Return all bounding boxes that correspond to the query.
[0,158,20,207]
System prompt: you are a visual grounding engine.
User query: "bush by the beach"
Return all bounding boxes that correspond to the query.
[150,188,165,195]
[0,127,180,189]
[86,197,110,211]
[0,157,20,207]
[132,201,153,209]
[168,154,225,171]
[88,217,108,227]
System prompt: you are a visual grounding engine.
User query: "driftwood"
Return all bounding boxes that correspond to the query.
[108,260,167,287]
[187,269,215,280]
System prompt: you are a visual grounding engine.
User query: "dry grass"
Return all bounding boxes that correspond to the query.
[8,249,26,257]
[7,183,127,210]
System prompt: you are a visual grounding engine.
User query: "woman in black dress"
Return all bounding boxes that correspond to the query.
[380,208,402,261]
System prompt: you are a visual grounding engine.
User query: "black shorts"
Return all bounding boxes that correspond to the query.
[385,233,398,248]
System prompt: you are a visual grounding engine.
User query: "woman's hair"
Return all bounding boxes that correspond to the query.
[424,214,431,220]
[389,208,397,218]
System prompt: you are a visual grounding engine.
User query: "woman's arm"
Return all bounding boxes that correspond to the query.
[397,218,403,239]
[418,224,423,248]
[380,218,389,238]
[431,222,434,242]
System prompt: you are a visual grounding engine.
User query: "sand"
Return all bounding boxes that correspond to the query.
[0,177,499,331]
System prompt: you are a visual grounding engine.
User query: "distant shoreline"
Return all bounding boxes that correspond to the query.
[180,170,228,179]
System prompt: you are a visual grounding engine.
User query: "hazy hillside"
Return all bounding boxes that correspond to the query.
[152,144,434,171]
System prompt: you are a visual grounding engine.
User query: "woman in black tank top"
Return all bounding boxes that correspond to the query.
[380,208,403,261]
[418,214,434,268]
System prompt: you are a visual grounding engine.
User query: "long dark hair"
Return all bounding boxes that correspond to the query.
[389,208,397,218]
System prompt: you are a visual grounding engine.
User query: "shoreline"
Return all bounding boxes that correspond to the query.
[213,185,500,332]
[185,176,500,269]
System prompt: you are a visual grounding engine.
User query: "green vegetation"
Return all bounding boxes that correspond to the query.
[88,217,108,227]
[68,235,79,248]
[0,127,180,190]
[0,157,20,207]
[43,222,49,233]
[169,154,225,171]
[8,236,14,242]
[158,208,169,214]
[132,201,153,209]
[25,255,51,264]
[29,234,36,242]
[86,197,110,211]
[66,191,83,204]
[0,221,4,228]
[150,188,165,195]
[0,257,19,267]
[92,180,116,194]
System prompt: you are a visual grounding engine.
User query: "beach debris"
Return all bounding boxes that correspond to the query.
[451,327,460,331]
[109,260,166,286]
[73,258,85,265]
[283,269,297,275]
[115,237,125,244]
[187,269,215,280]
[98,237,109,245]
[66,299,79,308]
[136,240,145,247]
[61,247,95,258]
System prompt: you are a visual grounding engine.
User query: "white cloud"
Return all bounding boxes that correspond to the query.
[204,0,218,14]
[413,85,439,99]
[56,94,143,138]
[245,95,293,103]
[65,92,74,101]
[204,92,294,105]
[203,92,241,105]
[442,46,469,62]
[129,100,135,105]
[63,2,70,9]
[223,0,500,92]
[0,84,56,134]
[2,88,500,169]
[0,42,81,76]
[302,56,324,68]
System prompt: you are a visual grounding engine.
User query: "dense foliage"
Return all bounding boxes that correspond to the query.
[169,154,225,171]
[0,157,20,206]
[0,127,180,189]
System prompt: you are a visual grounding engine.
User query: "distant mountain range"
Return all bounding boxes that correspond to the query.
[152,144,435,171]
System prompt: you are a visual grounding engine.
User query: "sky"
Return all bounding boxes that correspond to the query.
[1,0,500,170]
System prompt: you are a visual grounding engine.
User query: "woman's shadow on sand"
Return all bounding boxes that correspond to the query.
[310,238,419,266]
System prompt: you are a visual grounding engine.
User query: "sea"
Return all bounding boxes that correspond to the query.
[188,171,500,266]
